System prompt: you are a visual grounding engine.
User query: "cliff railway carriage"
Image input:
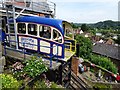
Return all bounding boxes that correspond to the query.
[3,16,76,62]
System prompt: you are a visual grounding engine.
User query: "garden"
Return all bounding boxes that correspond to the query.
[75,34,118,74]
[0,56,63,89]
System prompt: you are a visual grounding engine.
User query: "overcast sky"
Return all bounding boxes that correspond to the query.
[52,0,119,23]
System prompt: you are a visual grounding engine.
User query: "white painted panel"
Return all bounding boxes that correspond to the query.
[53,44,62,56]
[40,40,50,54]
[19,36,37,51]
[10,36,16,46]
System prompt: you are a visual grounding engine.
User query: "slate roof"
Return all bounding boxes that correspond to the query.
[92,43,120,60]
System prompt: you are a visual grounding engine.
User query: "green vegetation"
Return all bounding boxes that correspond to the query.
[23,56,48,78]
[93,83,112,90]
[5,56,61,89]
[114,35,120,45]
[34,80,62,89]
[90,54,118,74]
[81,24,89,32]
[34,80,48,88]
[75,35,118,74]
[71,23,79,29]
[12,56,48,79]
[72,20,120,36]
[0,74,20,89]
[75,34,92,59]
[90,20,119,30]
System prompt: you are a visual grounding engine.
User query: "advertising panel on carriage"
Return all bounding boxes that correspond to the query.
[19,36,38,51]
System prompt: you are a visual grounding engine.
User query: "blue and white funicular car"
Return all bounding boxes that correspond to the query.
[7,16,76,61]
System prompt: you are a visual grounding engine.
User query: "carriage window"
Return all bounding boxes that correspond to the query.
[28,24,37,35]
[40,26,51,39]
[53,29,62,43]
[65,29,72,38]
[18,23,26,34]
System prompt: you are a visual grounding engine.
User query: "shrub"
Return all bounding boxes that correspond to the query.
[34,80,63,89]
[93,83,112,90]
[34,80,48,88]
[90,54,118,74]
[23,56,48,78]
[0,74,20,89]
[75,35,92,59]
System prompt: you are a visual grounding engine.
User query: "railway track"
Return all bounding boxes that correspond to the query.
[68,71,90,90]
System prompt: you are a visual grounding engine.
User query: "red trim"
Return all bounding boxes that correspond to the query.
[116,75,120,81]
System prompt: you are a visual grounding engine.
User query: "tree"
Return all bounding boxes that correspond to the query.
[71,23,79,29]
[114,35,120,45]
[75,35,92,59]
[81,24,89,32]
[90,54,118,74]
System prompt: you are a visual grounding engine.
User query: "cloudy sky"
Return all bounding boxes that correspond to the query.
[52,0,119,23]
[0,0,119,23]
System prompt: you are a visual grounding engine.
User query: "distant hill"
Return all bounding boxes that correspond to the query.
[89,20,119,30]
[73,20,119,30]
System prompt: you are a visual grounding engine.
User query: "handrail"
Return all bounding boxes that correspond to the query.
[2,0,56,16]
[4,38,59,68]
[65,36,73,40]
[65,40,76,52]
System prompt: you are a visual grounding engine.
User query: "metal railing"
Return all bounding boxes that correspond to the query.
[65,40,76,52]
[1,0,56,16]
[3,38,59,68]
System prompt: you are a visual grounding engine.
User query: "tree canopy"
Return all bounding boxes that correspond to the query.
[114,35,120,45]
[81,24,89,32]
[90,54,118,74]
[75,35,92,59]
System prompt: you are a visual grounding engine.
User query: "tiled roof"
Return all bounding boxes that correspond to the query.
[92,43,120,60]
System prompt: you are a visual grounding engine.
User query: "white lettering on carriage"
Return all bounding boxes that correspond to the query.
[19,36,37,50]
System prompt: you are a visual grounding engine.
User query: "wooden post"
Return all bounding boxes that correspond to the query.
[68,57,72,84]
[59,64,62,85]
[72,57,80,76]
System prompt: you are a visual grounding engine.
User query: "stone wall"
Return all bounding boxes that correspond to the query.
[0,42,5,73]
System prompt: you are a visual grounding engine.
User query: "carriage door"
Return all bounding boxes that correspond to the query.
[52,28,63,57]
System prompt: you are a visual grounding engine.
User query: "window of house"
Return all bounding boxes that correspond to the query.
[28,24,37,36]
[18,23,26,34]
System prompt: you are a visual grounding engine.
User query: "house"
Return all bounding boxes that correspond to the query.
[85,33,91,38]
[98,39,104,43]
[79,30,84,34]
[91,36,101,42]
[92,43,120,60]
[96,33,102,36]
[74,29,84,34]
[105,38,114,45]
[113,35,118,40]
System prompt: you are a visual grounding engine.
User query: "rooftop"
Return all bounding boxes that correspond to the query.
[92,43,120,60]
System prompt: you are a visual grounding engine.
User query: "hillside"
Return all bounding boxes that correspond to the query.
[73,20,119,30]
[89,20,119,30]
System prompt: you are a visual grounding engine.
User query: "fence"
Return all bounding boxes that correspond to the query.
[3,39,60,68]
[1,0,56,16]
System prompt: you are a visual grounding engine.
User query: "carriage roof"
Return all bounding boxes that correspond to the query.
[16,16,66,34]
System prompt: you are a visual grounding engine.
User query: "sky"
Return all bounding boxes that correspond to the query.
[0,0,119,23]
[52,0,119,23]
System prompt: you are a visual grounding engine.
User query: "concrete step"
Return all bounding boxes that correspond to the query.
[0,52,2,57]
[0,43,2,52]
[0,57,5,73]
[0,66,4,73]
[0,57,6,66]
